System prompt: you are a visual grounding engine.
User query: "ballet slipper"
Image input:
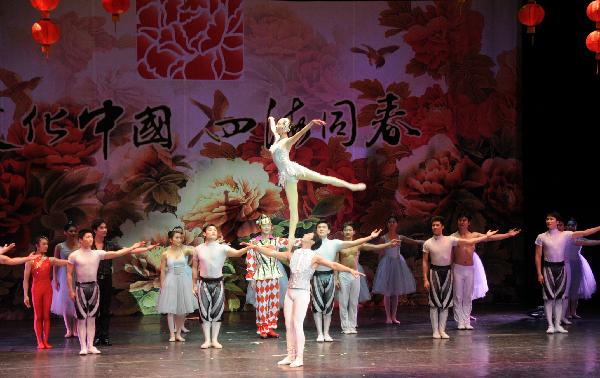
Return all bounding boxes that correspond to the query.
[200,341,211,349]
[88,346,101,354]
[211,340,223,349]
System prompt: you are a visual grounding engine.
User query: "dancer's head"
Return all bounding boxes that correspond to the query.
[430,216,445,236]
[64,220,78,240]
[342,222,355,240]
[300,231,322,251]
[34,236,49,254]
[315,221,331,239]
[168,229,184,247]
[203,224,219,242]
[276,117,291,135]
[545,211,562,230]
[566,218,578,231]
[256,214,272,235]
[78,229,94,248]
[386,216,399,232]
[456,211,472,231]
[91,218,108,239]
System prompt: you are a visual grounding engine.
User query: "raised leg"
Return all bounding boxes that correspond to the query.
[299,169,366,192]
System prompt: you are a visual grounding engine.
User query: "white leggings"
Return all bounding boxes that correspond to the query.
[284,288,311,358]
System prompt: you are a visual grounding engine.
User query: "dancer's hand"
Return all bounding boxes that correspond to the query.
[55,280,60,291]
[192,285,198,295]
[69,290,76,301]
[308,119,326,127]
[390,239,401,246]
[350,269,365,279]
[537,273,544,285]
[485,230,498,238]
[335,279,340,289]
[24,295,31,308]
[508,228,521,237]
[424,280,430,290]
[0,243,16,255]
[249,280,256,290]
[268,116,275,122]
[369,229,383,239]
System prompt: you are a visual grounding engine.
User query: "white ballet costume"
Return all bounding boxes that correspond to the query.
[50,242,77,318]
[472,253,489,300]
[278,248,317,368]
[269,141,309,187]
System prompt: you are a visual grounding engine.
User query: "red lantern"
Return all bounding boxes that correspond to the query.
[586,30,600,74]
[518,1,545,34]
[102,0,130,32]
[588,1,600,28]
[30,0,59,18]
[32,18,60,58]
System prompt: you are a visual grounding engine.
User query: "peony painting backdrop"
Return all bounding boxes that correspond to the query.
[0,0,522,318]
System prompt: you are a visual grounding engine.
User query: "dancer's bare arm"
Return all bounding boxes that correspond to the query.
[23,261,32,308]
[359,239,400,252]
[573,225,600,239]
[67,263,76,301]
[285,119,326,148]
[313,255,365,278]
[53,244,61,290]
[340,229,382,249]
[535,244,543,285]
[241,242,290,262]
[268,116,280,144]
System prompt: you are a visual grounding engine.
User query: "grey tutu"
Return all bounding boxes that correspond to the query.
[372,254,416,296]
[156,256,198,315]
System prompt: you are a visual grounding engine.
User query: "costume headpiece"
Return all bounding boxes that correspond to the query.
[256,214,272,225]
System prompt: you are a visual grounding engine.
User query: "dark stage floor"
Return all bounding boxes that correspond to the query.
[1,306,599,377]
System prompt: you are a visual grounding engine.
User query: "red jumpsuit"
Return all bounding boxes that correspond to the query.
[31,256,53,348]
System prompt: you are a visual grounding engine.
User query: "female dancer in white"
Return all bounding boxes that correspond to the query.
[156,229,198,342]
[244,231,364,368]
[51,221,79,338]
[268,116,366,247]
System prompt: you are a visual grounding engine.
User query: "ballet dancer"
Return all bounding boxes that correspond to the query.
[372,215,424,325]
[451,212,521,330]
[23,236,70,349]
[267,116,365,248]
[337,222,399,334]
[535,212,600,334]
[67,229,152,355]
[192,224,249,349]
[0,243,35,265]
[245,214,297,338]
[312,221,381,342]
[156,229,198,342]
[564,218,599,320]
[171,225,194,334]
[422,216,496,339]
[243,230,364,368]
[51,221,79,338]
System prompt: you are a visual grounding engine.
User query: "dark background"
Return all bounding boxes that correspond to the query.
[521,1,600,308]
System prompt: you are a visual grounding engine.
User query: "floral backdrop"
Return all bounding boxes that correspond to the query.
[0,0,522,319]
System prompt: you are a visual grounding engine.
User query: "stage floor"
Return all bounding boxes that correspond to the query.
[1,306,599,377]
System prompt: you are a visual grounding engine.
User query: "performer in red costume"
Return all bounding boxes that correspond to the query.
[23,236,69,349]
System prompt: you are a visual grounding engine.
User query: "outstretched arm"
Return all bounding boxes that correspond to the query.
[573,225,600,239]
[225,245,250,258]
[456,230,498,246]
[0,255,36,265]
[575,238,600,247]
[103,242,154,260]
[340,229,382,249]
[486,228,521,242]
[241,242,290,262]
[313,255,365,278]
[359,239,400,252]
[286,119,326,148]
[0,243,15,255]
[268,116,280,144]
[49,257,70,267]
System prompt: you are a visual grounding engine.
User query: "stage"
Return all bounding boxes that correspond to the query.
[1,306,599,377]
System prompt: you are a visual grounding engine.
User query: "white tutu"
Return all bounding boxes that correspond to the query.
[472,253,489,300]
[50,266,76,317]
[570,254,597,300]
[156,256,198,315]
[357,263,371,302]
[245,260,288,308]
[270,142,309,187]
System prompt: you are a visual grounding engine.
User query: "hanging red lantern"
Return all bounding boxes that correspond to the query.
[30,0,59,18]
[102,0,130,32]
[586,30,600,74]
[32,18,60,58]
[518,1,545,34]
[587,1,600,28]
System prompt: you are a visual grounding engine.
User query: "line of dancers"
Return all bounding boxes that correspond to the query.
[2,116,599,368]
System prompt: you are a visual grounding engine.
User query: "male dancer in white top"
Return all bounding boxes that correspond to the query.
[67,229,151,355]
[422,216,496,339]
[336,222,399,334]
[451,212,521,330]
[192,224,249,349]
[534,212,600,334]
[311,221,381,342]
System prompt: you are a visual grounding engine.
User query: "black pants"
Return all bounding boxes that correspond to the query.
[95,276,112,339]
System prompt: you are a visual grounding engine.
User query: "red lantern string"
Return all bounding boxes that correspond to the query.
[588,0,600,28]
[101,0,130,32]
[31,18,60,58]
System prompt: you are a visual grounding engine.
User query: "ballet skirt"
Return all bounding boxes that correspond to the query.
[156,255,198,314]
[357,263,371,302]
[50,242,77,317]
[269,141,309,187]
[567,243,596,299]
[372,235,416,296]
[472,252,489,300]
[245,259,289,308]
